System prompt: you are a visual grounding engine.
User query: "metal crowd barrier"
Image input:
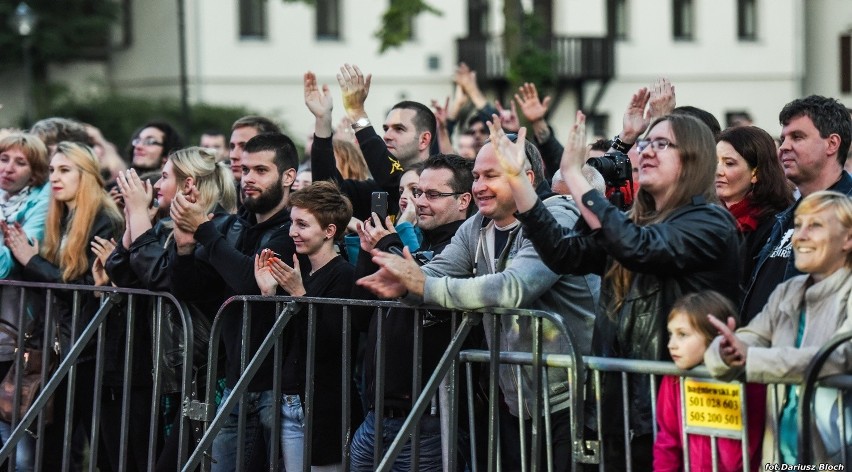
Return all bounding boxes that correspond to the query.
[180,296,590,472]
[799,330,852,466]
[3,284,847,472]
[0,280,197,472]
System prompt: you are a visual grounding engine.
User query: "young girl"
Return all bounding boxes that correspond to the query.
[654,291,765,472]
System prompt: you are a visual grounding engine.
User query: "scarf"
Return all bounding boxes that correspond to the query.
[726,195,761,233]
[0,186,33,224]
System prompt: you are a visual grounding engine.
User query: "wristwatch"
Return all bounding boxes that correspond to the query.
[352,117,371,130]
[611,135,633,153]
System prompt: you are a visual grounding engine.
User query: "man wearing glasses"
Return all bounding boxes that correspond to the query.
[128,121,182,172]
[350,153,475,470]
[358,129,599,471]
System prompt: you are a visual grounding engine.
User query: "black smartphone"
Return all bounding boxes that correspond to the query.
[371,191,388,225]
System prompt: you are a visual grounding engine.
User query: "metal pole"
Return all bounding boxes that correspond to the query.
[22,36,33,126]
[177,0,191,133]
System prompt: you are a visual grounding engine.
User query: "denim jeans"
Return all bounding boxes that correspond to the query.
[0,420,34,472]
[211,388,305,471]
[349,410,442,472]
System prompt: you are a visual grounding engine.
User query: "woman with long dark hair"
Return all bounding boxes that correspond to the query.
[715,126,794,299]
[490,111,742,470]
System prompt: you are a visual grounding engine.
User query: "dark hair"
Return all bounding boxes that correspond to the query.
[673,106,722,138]
[466,114,488,130]
[607,114,717,315]
[232,115,281,135]
[668,291,738,344]
[288,180,353,241]
[391,101,436,146]
[243,132,299,175]
[779,95,852,165]
[716,126,793,217]
[29,117,92,147]
[127,121,184,162]
[590,138,612,153]
[201,129,226,138]
[422,153,474,195]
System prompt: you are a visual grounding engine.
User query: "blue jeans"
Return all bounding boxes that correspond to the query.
[0,420,34,472]
[211,388,304,471]
[349,410,442,472]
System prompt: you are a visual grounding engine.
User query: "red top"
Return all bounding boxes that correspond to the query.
[653,375,766,472]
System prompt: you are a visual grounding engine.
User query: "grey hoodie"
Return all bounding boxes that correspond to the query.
[411,195,600,418]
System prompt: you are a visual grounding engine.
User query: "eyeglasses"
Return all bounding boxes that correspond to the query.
[132,138,164,147]
[412,189,465,200]
[636,138,677,153]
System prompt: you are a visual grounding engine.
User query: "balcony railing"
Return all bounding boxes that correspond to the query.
[456,35,615,83]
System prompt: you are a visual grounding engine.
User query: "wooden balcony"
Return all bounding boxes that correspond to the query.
[456,35,615,84]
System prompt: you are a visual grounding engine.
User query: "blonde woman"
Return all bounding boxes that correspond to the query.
[707,190,852,466]
[103,146,237,470]
[4,141,123,470]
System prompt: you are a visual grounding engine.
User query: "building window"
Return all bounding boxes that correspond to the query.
[737,0,757,41]
[585,114,609,139]
[239,0,267,39]
[611,0,629,40]
[316,0,340,40]
[672,0,694,41]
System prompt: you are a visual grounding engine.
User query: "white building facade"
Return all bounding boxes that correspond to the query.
[3,0,851,142]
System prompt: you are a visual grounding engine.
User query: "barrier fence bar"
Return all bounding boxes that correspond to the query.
[0,284,847,471]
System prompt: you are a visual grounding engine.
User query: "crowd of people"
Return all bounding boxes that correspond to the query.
[0,62,850,471]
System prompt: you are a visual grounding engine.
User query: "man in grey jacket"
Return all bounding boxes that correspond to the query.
[358,133,599,471]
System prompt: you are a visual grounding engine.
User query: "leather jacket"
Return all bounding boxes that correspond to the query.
[517,190,742,435]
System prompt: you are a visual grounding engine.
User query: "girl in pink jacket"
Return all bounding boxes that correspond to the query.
[654,291,765,472]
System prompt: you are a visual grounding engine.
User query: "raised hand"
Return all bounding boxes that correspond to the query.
[495,100,520,133]
[304,71,333,119]
[268,254,306,297]
[621,87,651,143]
[447,84,468,121]
[356,212,393,252]
[514,82,552,124]
[431,97,450,128]
[648,77,676,120]
[561,111,588,179]
[337,63,372,118]
[486,114,527,178]
[116,169,153,219]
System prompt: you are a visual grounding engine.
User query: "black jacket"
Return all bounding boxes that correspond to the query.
[516,190,742,436]
[352,219,468,410]
[105,211,233,391]
[168,206,307,392]
[312,126,405,219]
[23,208,126,370]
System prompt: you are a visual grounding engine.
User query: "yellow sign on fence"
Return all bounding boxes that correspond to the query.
[683,378,743,435]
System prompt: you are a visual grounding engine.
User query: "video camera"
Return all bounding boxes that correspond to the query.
[586,151,634,211]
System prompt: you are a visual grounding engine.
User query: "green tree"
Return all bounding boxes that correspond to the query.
[282,0,441,53]
[0,0,119,119]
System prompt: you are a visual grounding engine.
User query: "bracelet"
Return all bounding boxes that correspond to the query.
[612,135,633,153]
